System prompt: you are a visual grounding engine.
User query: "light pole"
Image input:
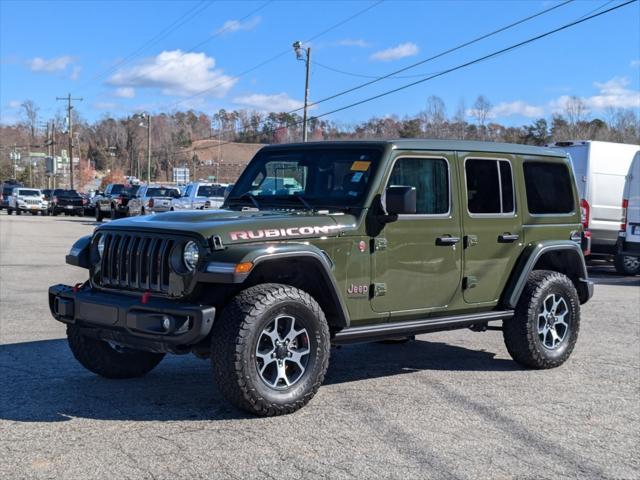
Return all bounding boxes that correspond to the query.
[10,147,21,179]
[134,112,152,183]
[292,41,311,142]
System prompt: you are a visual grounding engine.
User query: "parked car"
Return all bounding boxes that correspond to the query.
[7,187,47,215]
[549,141,639,258]
[49,189,84,216]
[172,182,226,210]
[51,140,593,416]
[127,185,181,216]
[616,151,640,275]
[41,189,53,203]
[0,180,23,212]
[94,183,128,221]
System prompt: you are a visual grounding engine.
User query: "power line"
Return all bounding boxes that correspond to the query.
[158,0,384,112]
[295,0,576,114]
[208,0,636,148]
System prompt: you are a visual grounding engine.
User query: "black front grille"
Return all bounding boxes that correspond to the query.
[97,232,176,294]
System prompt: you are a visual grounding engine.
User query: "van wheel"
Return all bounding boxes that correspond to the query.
[503,270,580,369]
[211,284,330,416]
[614,254,640,276]
[67,325,165,378]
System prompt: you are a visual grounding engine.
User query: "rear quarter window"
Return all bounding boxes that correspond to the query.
[523,161,575,214]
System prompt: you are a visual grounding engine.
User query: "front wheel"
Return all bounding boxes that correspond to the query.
[211,284,330,416]
[614,254,640,276]
[67,325,165,378]
[503,270,580,369]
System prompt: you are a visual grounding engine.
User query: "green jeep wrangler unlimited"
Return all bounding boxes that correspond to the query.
[49,140,593,416]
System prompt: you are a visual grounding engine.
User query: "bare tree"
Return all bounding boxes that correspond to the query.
[472,95,492,139]
[453,98,467,139]
[564,96,590,137]
[21,100,39,141]
[423,95,447,138]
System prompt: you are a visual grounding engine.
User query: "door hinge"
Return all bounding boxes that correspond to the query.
[464,235,478,248]
[374,238,388,251]
[373,283,387,297]
[463,276,478,289]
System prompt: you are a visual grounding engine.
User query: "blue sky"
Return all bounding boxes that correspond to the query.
[1,0,639,127]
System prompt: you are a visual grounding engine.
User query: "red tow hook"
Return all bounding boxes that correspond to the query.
[141,292,151,304]
[72,283,84,293]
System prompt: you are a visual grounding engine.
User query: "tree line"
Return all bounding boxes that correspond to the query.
[1,94,638,184]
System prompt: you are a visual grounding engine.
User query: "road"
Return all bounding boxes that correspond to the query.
[0,213,638,479]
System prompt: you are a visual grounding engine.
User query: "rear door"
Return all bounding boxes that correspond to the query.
[459,153,523,304]
[371,152,463,315]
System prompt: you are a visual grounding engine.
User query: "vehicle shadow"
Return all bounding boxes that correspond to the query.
[587,263,640,287]
[0,336,518,423]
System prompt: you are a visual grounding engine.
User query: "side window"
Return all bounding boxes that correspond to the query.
[523,162,574,214]
[465,159,515,214]
[388,157,449,214]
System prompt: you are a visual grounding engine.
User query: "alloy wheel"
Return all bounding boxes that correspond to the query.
[537,293,570,350]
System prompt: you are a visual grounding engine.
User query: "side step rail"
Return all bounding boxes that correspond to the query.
[333,310,513,345]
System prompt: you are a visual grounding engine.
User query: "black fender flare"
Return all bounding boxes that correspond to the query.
[501,241,592,308]
[201,243,350,328]
[65,235,93,269]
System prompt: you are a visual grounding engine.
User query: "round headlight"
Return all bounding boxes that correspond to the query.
[183,241,199,271]
[97,235,106,258]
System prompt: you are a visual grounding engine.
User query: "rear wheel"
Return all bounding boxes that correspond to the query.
[95,207,104,222]
[211,284,330,416]
[67,325,164,378]
[16,209,21,215]
[614,254,640,276]
[503,270,580,369]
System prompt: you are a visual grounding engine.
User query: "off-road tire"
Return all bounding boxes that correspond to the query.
[503,270,580,369]
[67,324,165,378]
[211,283,330,416]
[614,254,640,276]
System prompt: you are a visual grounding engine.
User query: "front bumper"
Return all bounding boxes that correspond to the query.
[49,284,215,353]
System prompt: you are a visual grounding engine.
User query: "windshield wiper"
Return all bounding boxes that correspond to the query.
[291,194,314,211]
[229,192,260,209]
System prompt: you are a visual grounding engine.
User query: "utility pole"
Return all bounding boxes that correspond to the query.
[56,94,82,189]
[293,41,311,142]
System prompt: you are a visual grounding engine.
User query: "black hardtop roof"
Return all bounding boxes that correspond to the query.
[260,139,567,158]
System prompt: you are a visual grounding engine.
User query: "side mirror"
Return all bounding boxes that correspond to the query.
[385,185,416,215]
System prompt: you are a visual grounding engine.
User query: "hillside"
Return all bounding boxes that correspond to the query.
[180,140,264,183]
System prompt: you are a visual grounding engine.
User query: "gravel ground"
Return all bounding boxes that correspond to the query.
[0,213,638,479]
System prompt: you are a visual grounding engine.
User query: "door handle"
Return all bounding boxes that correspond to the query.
[498,233,520,243]
[436,236,461,246]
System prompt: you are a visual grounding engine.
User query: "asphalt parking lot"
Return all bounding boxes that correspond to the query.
[0,213,638,479]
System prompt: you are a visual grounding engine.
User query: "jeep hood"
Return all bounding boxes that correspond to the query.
[98,209,358,244]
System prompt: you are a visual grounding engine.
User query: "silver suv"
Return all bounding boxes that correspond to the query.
[7,188,48,215]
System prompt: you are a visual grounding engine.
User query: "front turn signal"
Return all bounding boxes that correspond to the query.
[234,262,253,274]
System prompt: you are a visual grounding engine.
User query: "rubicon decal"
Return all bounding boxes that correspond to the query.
[229,225,340,241]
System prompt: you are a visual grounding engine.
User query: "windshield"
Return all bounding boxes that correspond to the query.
[54,189,79,197]
[197,185,225,197]
[124,185,140,195]
[110,185,125,195]
[18,189,40,197]
[147,187,180,198]
[228,147,382,209]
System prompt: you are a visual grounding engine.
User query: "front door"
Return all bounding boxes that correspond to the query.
[459,153,523,304]
[371,153,463,315]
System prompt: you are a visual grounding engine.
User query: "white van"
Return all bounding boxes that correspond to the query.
[616,151,640,275]
[549,141,640,257]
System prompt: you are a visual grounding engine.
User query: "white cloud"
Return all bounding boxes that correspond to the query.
[70,65,81,80]
[7,100,21,109]
[370,42,419,62]
[115,87,135,98]
[107,50,237,97]
[491,101,545,119]
[335,38,371,48]
[551,77,640,111]
[233,93,305,112]
[93,102,118,110]
[215,16,261,35]
[28,55,75,72]
[631,59,640,68]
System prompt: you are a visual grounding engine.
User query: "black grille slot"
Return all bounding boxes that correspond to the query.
[97,232,176,294]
